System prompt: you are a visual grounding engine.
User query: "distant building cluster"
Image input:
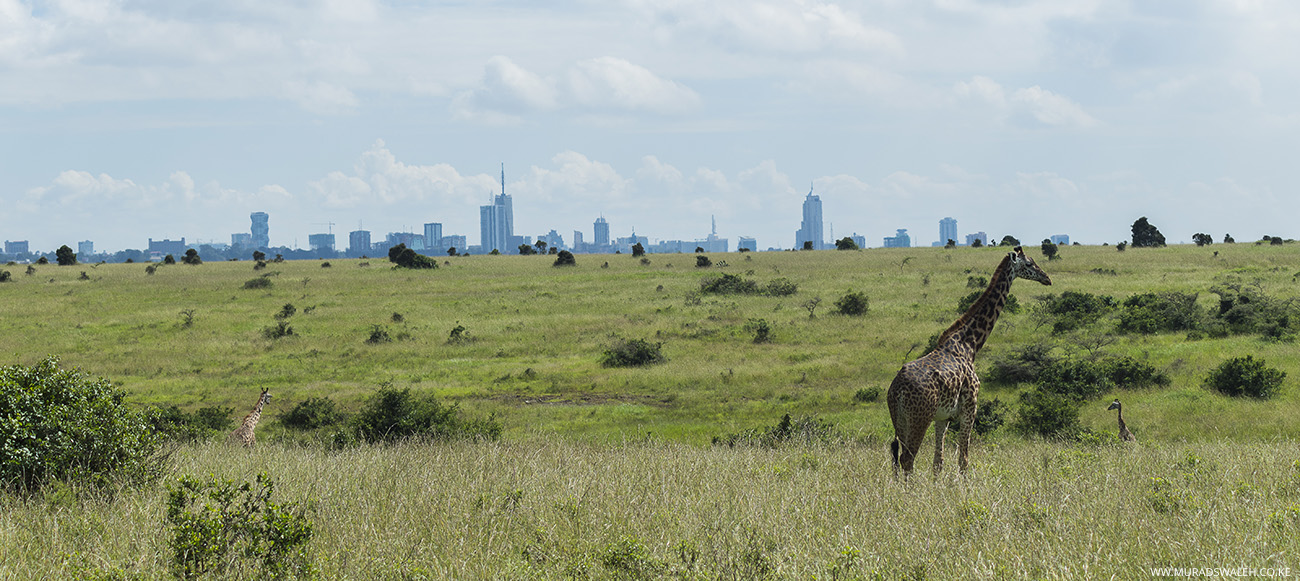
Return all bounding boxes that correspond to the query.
[2,165,1072,262]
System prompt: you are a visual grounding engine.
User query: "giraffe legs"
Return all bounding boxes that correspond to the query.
[958,388,978,473]
[932,420,949,474]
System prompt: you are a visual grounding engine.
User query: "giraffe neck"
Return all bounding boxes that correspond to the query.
[1116,408,1127,432]
[242,396,267,430]
[937,253,1015,356]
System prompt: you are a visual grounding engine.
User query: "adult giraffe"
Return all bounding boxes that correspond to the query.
[888,247,1051,477]
[228,388,272,447]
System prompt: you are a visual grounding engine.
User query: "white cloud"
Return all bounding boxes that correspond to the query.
[955,76,1097,128]
[566,57,701,114]
[282,80,360,116]
[630,0,902,55]
[307,140,495,209]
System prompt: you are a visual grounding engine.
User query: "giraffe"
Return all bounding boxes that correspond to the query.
[887,247,1051,477]
[1107,399,1136,442]
[228,388,271,447]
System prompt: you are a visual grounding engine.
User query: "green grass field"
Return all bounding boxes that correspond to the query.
[5,244,1300,579]
[3,243,1299,442]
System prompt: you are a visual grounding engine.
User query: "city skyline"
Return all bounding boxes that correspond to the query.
[4,3,1299,252]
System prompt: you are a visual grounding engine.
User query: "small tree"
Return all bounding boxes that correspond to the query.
[1117,241,1128,252]
[252,250,266,262]
[1130,217,1166,248]
[834,291,870,316]
[447,247,457,256]
[631,242,645,257]
[553,250,577,267]
[1192,233,1213,247]
[999,235,1020,247]
[971,238,984,248]
[517,243,536,255]
[163,254,177,265]
[802,241,814,251]
[1205,355,1285,399]
[535,240,548,254]
[1040,239,1059,261]
[695,255,712,268]
[55,245,77,266]
[1223,234,1235,244]
[835,237,859,250]
[388,243,437,269]
[182,248,202,265]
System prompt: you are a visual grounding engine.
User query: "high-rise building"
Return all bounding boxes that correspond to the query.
[593,216,610,247]
[572,231,585,252]
[348,230,371,256]
[231,233,252,248]
[148,238,187,256]
[308,233,335,253]
[737,237,757,252]
[424,223,443,253]
[795,186,824,250]
[250,212,269,248]
[965,232,988,246]
[883,229,911,248]
[78,240,94,257]
[939,217,958,247]
[1050,234,1070,245]
[4,240,29,255]
[479,165,515,253]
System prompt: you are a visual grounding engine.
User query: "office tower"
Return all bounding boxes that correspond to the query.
[939,217,958,246]
[795,185,824,250]
[250,212,269,248]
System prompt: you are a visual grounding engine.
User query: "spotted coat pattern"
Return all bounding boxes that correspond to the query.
[887,247,1051,476]
[228,389,271,447]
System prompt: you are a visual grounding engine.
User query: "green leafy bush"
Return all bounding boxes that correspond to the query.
[262,321,294,339]
[985,341,1057,384]
[1118,292,1203,334]
[1014,388,1081,438]
[853,387,880,403]
[553,250,577,267]
[182,248,202,265]
[763,277,798,296]
[387,243,438,269]
[278,397,343,431]
[695,255,713,268]
[1211,283,1299,339]
[1205,355,1286,399]
[0,357,165,492]
[350,384,502,443]
[244,276,273,290]
[150,405,235,441]
[601,338,666,367]
[747,318,773,343]
[834,291,869,316]
[366,324,392,344]
[1035,291,1116,334]
[973,398,1007,435]
[166,473,315,580]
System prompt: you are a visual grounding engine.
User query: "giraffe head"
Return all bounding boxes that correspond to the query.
[1008,247,1052,285]
[1107,399,1121,411]
[260,388,272,406]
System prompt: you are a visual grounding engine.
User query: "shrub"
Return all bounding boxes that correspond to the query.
[1014,388,1081,438]
[146,264,157,275]
[36,256,49,265]
[262,321,294,339]
[275,303,296,320]
[835,237,859,250]
[747,318,773,343]
[366,324,392,344]
[553,250,577,267]
[601,338,666,367]
[244,276,273,290]
[0,357,165,492]
[985,342,1057,384]
[700,273,758,295]
[853,387,880,403]
[166,473,315,580]
[1205,355,1286,399]
[0,270,9,282]
[278,397,343,430]
[150,405,235,441]
[1035,291,1117,334]
[321,261,331,268]
[695,255,712,268]
[56,244,77,266]
[517,243,536,255]
[973,398,1007,435]
[182,248,202,265]
[631,242,645,257]
[1211,283,1299,339]
[351,384,502,443]
[447,323,471,345]
[388,243,438,269]
[712,413,840,447]
[834,291,869,316]
[253,250,266,261]
[163,254,176,265]
[762,277,798,296]
[1118,292,1203,334]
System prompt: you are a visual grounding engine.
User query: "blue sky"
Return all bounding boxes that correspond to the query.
[2,0,1298,252]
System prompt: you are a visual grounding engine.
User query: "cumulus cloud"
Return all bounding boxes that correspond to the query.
[631,0,902,55]
[955,76,1097,128]
[306,139,495,209]
[453,55,699,122]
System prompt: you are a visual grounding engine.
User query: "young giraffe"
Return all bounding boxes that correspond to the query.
[1107,399,1136,442]
[887,247,1051,477]
[228,388,272,447]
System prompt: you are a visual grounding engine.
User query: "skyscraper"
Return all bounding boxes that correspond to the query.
[795,185,824,250]
[250,212,269,248]
[424,223,443,252]
[939,217,958,247]
[348,230,371,256]
[479,164,514,252]
[593,216,610,247]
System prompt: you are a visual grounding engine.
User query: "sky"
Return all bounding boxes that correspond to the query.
[2,0,1298,253]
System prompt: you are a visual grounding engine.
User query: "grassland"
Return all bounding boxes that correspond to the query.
[3,243,1300,442]
[5,244,1300,579]
[3,440,1299,579]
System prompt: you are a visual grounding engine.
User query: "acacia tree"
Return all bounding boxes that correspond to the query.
[1131,217,1166,248]
[1040,239,1059,260]
[1192,233,1213,247]
[55,245,77,266]
[999,235,1020,247]
[836,237,859,250]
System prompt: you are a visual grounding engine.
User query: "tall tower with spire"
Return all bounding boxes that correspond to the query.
[479,163,515,252]
[794,184,824,250]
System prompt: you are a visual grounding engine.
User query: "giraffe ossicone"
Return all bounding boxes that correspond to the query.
[886,247,1051,477]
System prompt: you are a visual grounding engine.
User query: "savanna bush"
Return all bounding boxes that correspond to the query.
[553,250,577,267]
[387,243,438,269]
[833,291,869,316]
[973,397,1007,435]
[985,341,1057,384]
[351,384,502,443]
[150,405,235,441]
[0,357,165,492]
[1014,388,1081,438]
[1035,291,1117,334]
[1118,292,1203,334]
[1205,355,1286,399]
[244,276,273,290]
[601,338,666,367]
[278,397,343,430]
[1211,283,1299,339]
[166,473,315,580]
[695,255,713,268]
[853,387,880,403]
